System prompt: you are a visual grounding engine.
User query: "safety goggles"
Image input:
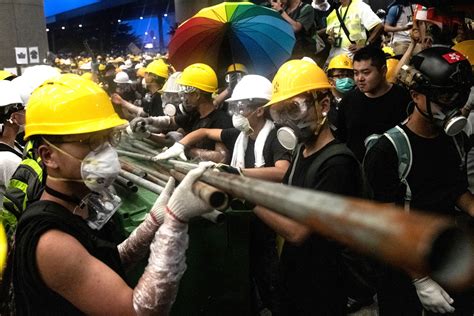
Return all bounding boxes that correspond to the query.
[225,72,243,84]
[1,104,24,115]
[51,129,122,152]
[430,87,467,109]
[227,100,261,116]
[178,85,197,95]
[162,92,181,105]
[270,97,313,124]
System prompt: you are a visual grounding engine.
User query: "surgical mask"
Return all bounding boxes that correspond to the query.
[232,114,254,134]
[335,78,355,94]
[431,105,467,136]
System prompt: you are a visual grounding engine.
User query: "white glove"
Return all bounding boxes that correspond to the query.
[118,178,175,268]
[153,142,187,161]
[150,116,171,129]
[128,117,152,139]
[413,277,455,314]
[166,164,213,222]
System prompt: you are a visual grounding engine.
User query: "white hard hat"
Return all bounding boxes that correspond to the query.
[80,61,92,70]
[15,65,60,104]
[0,81,22,107]
[226,75,272,102]
[161,72,182,93]
[135,62,144,70]
[114,71,132,84]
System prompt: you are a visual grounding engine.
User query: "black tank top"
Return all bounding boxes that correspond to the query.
[13,200,126,315]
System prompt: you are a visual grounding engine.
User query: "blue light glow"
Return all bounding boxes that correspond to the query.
[44,0,100,17]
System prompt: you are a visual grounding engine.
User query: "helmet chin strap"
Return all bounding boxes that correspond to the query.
[414,95,435,122]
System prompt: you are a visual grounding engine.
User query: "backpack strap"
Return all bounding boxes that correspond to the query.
[0,143,22,159]
[383,126,412,211]
[288,143,304,186]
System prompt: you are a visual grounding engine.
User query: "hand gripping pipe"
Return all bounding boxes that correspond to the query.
[171,163,474,290]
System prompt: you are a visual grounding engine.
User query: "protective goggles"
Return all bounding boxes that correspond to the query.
[270,97,313,124]
[52,129,122,152]
[178,85,197,94]
[162,92,181,104]
[227,100,261,116]
[429,87,468,109]
[225,72,243,84]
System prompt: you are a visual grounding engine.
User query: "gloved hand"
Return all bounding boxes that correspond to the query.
[413,277,455,314]
[128,117,152,139]
[153,142,187,161]
[118,178,175,267]
[166,131,184,143]
[166,163,213,222]
[215,163,243,176]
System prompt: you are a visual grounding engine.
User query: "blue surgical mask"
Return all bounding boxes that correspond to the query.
[335,78,355,94]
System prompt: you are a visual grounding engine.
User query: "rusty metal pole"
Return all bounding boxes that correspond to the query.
[170,169,229,211]
[171,163,474,290]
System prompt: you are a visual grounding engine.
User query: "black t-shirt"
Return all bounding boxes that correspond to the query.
[143,92,163,117]
[278,140,361,315]
[332,84,411,161]
[176,109,232,150]
[220,128,291,168]
[13,200,125,315]
[364,125,468,215]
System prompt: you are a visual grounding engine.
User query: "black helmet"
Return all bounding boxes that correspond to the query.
[410,47,473,109]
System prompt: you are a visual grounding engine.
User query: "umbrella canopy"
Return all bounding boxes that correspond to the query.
[168,2,295,77]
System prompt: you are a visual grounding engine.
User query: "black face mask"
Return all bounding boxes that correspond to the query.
[415,97,467,136]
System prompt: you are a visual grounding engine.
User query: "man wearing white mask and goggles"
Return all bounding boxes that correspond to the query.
[254,59,374,315]
[12,74,215,315]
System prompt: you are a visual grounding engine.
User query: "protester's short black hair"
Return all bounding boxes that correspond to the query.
[353,46,387,70]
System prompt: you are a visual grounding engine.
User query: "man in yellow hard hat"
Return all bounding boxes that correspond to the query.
[112,58,170,118]
[12,74,213,314]
[130,63,233,162]
[326,54,355,100]
[253,59,373,315]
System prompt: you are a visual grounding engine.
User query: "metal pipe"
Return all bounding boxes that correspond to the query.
[172,164,474,290]
[200,210,226,224]
[117,150,156,162]
[145,174,168,188]
[113,179,138,193]
[119,169,164,194]
[120,161,147,178]
[132,142,160,156]
[169,169,229,211]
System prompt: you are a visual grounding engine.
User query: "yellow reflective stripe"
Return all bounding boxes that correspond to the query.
[21,159,43,180]
[9,180,28,210]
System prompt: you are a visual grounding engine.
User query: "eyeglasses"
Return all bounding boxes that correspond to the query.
[270,97,312,124]
[54,130,122,152]
[227,100,260,116]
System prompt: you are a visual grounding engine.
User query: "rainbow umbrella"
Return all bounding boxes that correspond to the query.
[168,2,295,77]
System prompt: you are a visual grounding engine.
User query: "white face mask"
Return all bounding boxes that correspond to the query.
[43,139,122,230]
[81,144,121,192]
[232,114,254,135]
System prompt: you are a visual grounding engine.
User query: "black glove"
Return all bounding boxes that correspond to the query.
[215,163,242,175]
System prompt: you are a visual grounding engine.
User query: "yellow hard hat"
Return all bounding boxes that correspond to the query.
[145,59,170,79]
[453,40,474,66]
[226,63,248,74]
[177,63,218,93]
[0,70,14,80]
[98,64,106,71]
[382,46,395,57]
[386,58,399,83]
[114,57,125,63]
[266,59,332,107]
[327,54,353,71]
[0,223,6,280]
[137,67,146,78]
[25,74,127,139]
[81,72,94,81]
